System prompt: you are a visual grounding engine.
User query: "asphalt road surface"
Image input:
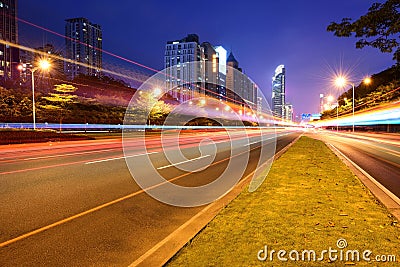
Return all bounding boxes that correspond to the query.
[315,131,400,198]
[0,129,300,266]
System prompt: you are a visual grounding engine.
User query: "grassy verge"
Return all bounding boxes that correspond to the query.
[168,136,400,266]
[0,129,93,145]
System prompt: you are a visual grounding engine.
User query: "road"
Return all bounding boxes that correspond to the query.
[314,131,400,198]
[0,129,300,266]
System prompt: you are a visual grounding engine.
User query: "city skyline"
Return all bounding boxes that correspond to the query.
[18,0,396,116]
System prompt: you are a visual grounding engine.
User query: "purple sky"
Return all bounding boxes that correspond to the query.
[19,0,395,117]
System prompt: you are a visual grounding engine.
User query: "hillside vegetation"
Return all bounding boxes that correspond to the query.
[322,65,400,119]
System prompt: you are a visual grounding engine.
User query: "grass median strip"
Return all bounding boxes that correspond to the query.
[167,136,400,266]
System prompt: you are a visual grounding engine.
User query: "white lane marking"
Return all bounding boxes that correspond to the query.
[330,144,400,206]
[0,134,298,250]
[157,155,211,170]
[352,139,400,157]
[245,140,260,146]
[0,142,266,249]
[332,132,400,146]
[128,136,296,267]
[330,134,400,158]
[244,134,287,147]
[23,149,115,161]
[85,152,158,165]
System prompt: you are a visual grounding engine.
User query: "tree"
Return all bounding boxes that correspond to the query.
[124,91,172,126]
[327,0,400,63]
[41,84,78,130]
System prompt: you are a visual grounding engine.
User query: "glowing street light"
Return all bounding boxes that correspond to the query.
[19,59,51,130]
[334,76,371,133]
[363,77,372,85]
[153,87,162,97]
[38,59,51,70]
[335,76,347,88]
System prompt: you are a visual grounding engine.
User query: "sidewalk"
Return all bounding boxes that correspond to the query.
[167,136,400,266]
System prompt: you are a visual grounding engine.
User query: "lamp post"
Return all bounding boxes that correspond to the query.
[334,76,371,133]
[19,59,51,130]
[31,69,36,130]
[351,83,355,132]
[335,102,340,132]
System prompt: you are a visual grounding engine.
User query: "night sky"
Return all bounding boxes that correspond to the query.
[19,0,395,117]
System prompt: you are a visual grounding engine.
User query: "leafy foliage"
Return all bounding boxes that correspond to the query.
[125,91,172,125]
[322,65,400,119]
[0,87,33,120]
[41,83,77,111]
[327,0,400,63]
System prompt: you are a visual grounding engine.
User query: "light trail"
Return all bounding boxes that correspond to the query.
[313,100,400,127]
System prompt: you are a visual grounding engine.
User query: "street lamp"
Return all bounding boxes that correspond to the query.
[335,102,339,132]
[327,95,334,103]
[334,76,371,133]
[153,87,162,97]
[19,59,51,130]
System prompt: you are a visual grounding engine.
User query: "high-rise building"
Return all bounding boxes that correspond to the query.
[164,37,255,108]
[272,65,285,118]
[226,51,257,110]
[0,0,19,81]
[65,17,102,79]
[214,45,227,99]
[201,42,219,97]
[164,34,205,102]
[257,96,263,115]
[284,103,293,121]
[242,75,257,110]
[226,51,242,104]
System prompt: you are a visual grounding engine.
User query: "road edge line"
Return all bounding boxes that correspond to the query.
[129,133,302,267]
[327,143,400,221]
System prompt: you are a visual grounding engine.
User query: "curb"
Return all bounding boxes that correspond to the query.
[129,134,302,267]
